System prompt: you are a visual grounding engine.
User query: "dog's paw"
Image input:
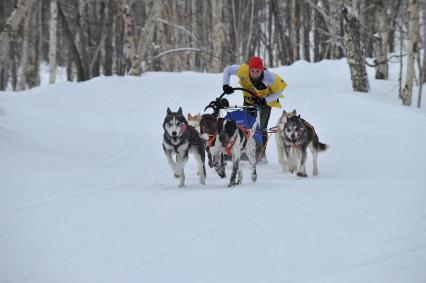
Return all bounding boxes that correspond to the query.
[228,183,236,188]
[297,172,308,177]
[174,173,181,178]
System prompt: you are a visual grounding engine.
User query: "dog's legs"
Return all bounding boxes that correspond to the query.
[236,166,243,185]
[164,148,179,177]
[309,143,319,176]
[228,158,240,187]
[276,141,288,172]
[285,146,296,174]
[206,147,214,168]
[193,148,206,185]
[296,146,308,177]
[251,165,257,182]
[176,153,188,187]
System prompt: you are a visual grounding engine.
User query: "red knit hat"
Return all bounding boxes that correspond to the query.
[248,56,264,70]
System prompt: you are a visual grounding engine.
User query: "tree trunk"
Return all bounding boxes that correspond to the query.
[290,0,300,61]
[342,7,370,93]
[211,0,226,72]
[132,1,162,75]
[0,0,36,68]
[328,0,340,59]
[122,0,141,75]
[58,0,87,82]
[49,0,58,84]
[402,0,419,106]
[375,0,389,80]
[18,1,41,90]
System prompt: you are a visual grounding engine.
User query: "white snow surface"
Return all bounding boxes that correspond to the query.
[1,60,426,283]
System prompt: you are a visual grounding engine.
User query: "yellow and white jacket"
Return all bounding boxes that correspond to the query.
[222,64,287,108]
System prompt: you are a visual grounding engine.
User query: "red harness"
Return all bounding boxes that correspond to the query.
[207,134,217,147]
[224,126,251,156]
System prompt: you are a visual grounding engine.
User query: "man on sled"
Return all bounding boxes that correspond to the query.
[222,56,287,163]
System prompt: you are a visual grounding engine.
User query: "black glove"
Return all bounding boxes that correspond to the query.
[223,84,234,94]
[254,97,266,105]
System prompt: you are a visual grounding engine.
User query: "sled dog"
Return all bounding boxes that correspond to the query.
[213,118,257,187]
[163,107,206,187]
[278,113,329,177]
[275,110,297,172]
[199,113,222,170]
[187,113,202,131]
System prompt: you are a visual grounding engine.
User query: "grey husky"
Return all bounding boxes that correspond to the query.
[162,107,206,187]
[276,110,329,177]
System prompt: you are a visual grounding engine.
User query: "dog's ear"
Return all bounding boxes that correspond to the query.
[178,107,183,114]
[188,113,192,119]
[297,114,300,118]
[167,107,172,115]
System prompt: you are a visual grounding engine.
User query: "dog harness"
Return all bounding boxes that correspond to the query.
[224,126,251,156]
[291,121,317,149]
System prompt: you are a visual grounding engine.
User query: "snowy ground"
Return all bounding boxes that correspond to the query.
[1,60,426,283]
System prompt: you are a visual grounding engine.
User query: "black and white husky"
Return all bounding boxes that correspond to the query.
[212,118,257,187]
[276,110,329,177]
[163,107,206,187]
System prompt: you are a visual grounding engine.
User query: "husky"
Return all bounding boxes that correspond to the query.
[187,113,202,131]
[200,96,229,171]
[199,113,221,170]
[162,107,206,187]
[212,118,257,187]
[275,110,297,172]
[280,114,329,177]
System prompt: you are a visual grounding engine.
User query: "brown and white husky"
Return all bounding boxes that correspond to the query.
[187,113,202,131]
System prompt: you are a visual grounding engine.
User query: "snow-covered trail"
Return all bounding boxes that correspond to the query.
[1,60,426,283]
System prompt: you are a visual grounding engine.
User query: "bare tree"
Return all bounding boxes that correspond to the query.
[0,0,36,69]
[18,1,41,90]
[375,0,389,80]
[342,5,370,92]
[49,0,58,84]
[211,0,227,72]
[402,0,419,106]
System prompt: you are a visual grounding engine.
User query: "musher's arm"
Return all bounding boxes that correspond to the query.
[222,65,240,86]
[262,70,287,103]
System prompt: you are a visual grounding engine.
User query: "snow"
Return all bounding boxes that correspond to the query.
[1,59,426,283]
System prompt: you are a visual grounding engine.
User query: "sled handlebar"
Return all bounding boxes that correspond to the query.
[203,88,258,114]
[224,105,256,110]
[231,87,258,98]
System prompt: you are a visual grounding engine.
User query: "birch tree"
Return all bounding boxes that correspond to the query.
[402,0,419,106]
[375,0,389,80]
[0,0,36,68]
[342,5,370,92]
[49,0,58,84]
[18,1,41,90]
[211,0,227,72]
